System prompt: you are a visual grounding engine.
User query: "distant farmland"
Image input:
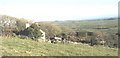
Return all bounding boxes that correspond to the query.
[52,18,118,34]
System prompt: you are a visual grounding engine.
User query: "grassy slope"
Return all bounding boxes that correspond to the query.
[0,36,118,56]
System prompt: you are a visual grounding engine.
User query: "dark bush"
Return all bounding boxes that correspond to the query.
[19,24,42,40]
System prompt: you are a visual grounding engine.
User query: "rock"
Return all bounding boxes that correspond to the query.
[36,38,45,42]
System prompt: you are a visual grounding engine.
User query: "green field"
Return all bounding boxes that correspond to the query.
[0,36,118,56]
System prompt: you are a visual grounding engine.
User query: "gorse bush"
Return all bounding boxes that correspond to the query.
[38,23,62,39]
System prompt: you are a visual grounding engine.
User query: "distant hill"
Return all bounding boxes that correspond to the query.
[51,18,118,35]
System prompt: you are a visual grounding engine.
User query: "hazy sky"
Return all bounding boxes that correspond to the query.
[0,0,119,21]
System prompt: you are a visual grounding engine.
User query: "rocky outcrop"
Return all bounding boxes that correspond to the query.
[0,16,17,28]
[25,23,30,28]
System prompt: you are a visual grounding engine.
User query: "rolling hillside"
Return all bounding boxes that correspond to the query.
[1,36,118,56]
[0,15,118,56]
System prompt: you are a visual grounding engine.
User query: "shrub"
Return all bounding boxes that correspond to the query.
[20,24,42,39]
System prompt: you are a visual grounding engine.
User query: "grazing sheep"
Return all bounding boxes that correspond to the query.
[49,36,66,44]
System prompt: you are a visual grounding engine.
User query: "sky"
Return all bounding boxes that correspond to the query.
[0,0,119,22]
